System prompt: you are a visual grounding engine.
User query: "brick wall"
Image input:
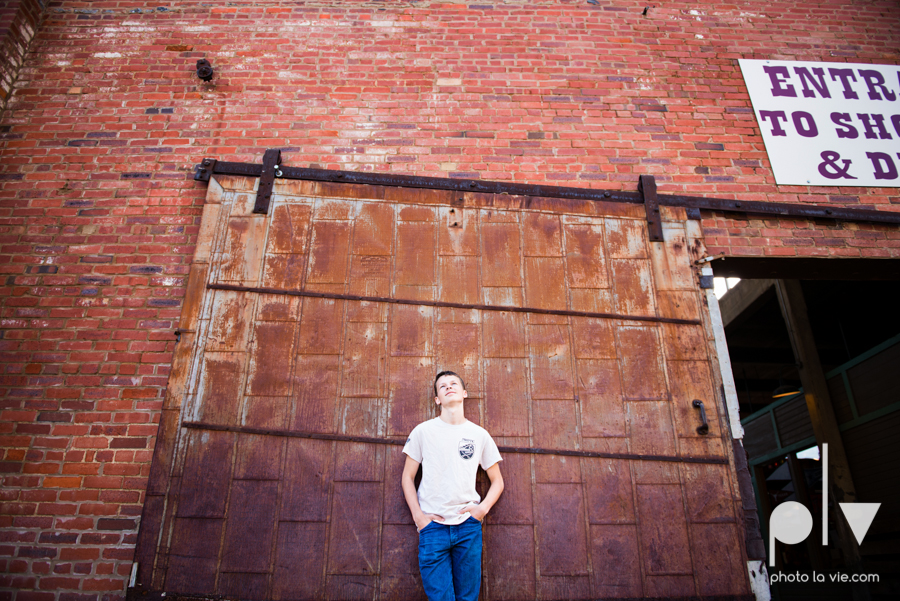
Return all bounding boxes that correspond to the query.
[0,0,44,113]
[0,1,898,599]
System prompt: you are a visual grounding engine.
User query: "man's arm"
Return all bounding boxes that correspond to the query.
[461,462,504,521]
[401,454,444,531]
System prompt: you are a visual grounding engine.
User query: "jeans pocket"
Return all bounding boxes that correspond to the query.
[418,520,437,534]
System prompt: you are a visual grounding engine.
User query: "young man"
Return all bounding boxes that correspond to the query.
[401,371,504,601]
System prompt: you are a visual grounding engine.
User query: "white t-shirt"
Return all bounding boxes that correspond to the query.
[403,417,502,525]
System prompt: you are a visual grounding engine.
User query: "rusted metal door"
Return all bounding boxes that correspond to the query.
[134,174,752,600]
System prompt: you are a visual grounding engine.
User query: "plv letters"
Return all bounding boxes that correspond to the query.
[739,59,900,187]
[768,444,881,567]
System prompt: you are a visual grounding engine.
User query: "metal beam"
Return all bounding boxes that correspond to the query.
[719,278,775,328]
[194,153,900,226]
[774,279,862,569]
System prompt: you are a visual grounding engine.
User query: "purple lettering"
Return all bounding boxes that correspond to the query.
[828,68,859,100]
[791,111,818,138]
[892,115,900,138]
[857,113,892,140]
[858,70,896,101]
[759,110,789,136]
[867,152,898,180]
[763,66,796,98]
[831,113,858,139]
[794,67,831,98]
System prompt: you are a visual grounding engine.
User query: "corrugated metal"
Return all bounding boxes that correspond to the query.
[773,396,815,448]
[741,416,778,461]
[847,342,900,416]
[134,175,752,600]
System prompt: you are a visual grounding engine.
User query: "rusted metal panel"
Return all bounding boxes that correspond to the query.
[649,222,695,291]
[389,304,433,357]
[176,430,235,518]
[262,203,311,290]
[611,258,656,316]
[195,352,244,426]
[219,216,267,284]
[690,523,752,595]
[247,321,297,396]
[438,206,479,256]
[523,212,563,257]
[333,400,385,482]
[438,256,480,304]
[571,317,616,359]
[293,354,340,433]
[272,523,326,600]
[524,257,567,310]
[218,573,267,600]
[528,324,574,399]
[590,524,643,597]
[668,360,719,440]
[353,203,394,256]
[307,220,352,286]
[636,484,693,575]
[146,409,180,495]
[682,463,737,523]
[533,400,581,484]
[341,322,385,398]
[644,575,697,598]
[205,289,254,352]
[564,222,609,289]
[617,326,667,401]
[605,217,648,259]
[297,297,344,354]
[349,255,391,297]
[234,434,283,480]
[482,311,526,358]
[395,221,436,286]
[434,323,481,397]
[328,482,382,575]
[484,525,536,600]
[481,222,522,287]
[583,458,635,523]
[165,555,217,594]
[255,292,301,323]
[483,358,529,436]
[387,356,434,437]
[325,575,377,601]
[576,359,625,438]
[280,438,332,522]
[382,447,416,525]
[379,525,420,599]
[242,396,289,430]
[136,175,753,600]
[487,452,533,524]
[535,483,589,575]
[220,480,278,572]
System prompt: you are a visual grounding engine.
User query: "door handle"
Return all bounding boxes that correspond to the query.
[692,399,709,435]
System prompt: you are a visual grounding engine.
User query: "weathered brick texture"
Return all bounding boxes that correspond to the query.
[0,1,898,599]
[0,0,45,112]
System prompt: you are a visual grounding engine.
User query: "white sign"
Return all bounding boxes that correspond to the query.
[739,59,900,187]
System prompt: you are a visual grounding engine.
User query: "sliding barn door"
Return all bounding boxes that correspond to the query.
[134,174,752,600]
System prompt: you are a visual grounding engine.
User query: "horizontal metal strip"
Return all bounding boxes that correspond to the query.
[182,421,728,465]
[207,283,701,325]
[199,159,900,225]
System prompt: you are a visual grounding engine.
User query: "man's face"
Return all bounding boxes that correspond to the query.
[434,374,467,406]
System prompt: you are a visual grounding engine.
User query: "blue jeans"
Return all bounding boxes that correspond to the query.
[418,517,483,601]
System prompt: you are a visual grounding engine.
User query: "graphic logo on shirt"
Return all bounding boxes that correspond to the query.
[458,438,475,460]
